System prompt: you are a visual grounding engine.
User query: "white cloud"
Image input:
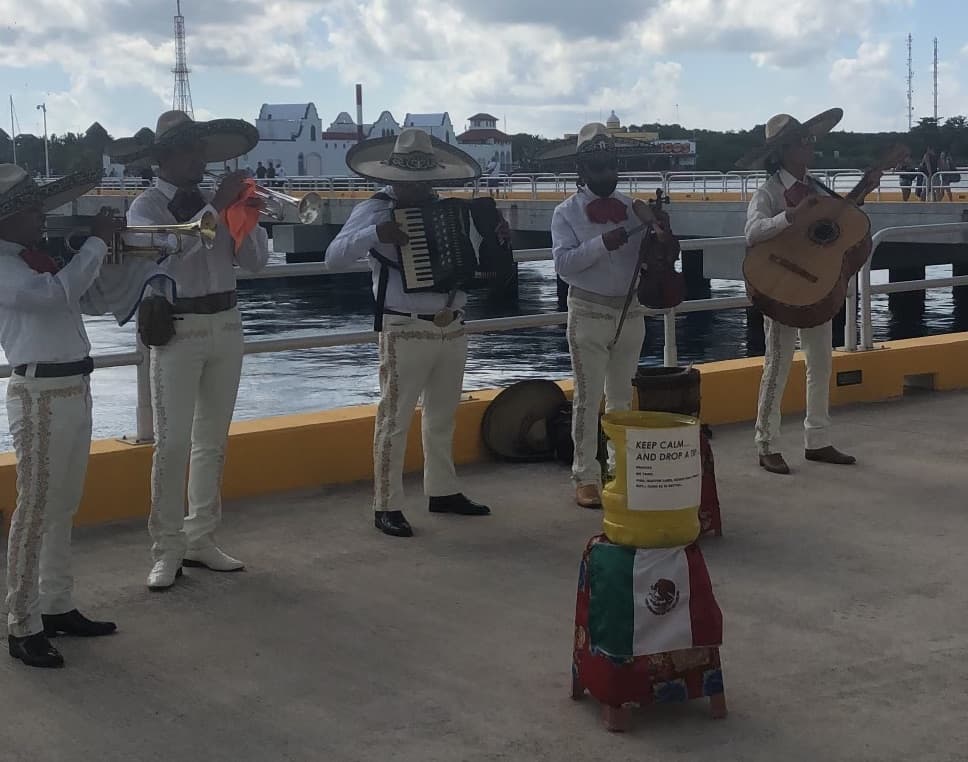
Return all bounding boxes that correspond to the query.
[0,0,943,139]
[829,41,907,131]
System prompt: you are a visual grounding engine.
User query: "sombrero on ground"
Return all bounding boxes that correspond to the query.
[345,127,481,184]
[481,380,568,462]
[108,110,259,165]
[0,164,102,221]
[735,108,843,170]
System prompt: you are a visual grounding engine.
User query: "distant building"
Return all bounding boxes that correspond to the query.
[242,104,522,177]
[564,111,659,142]
[457,113,513,173]
[403,113,456,144]
[241,103,404,177]
[553,110,696,171]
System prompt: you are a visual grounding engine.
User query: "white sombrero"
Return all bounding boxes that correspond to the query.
[0,164,102,221]
[575,122,616,157]
[345,128,481,184]
[108,110,259,165]
[736,108,843,169]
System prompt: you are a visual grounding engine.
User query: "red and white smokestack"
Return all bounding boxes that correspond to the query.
[356,84,364,142]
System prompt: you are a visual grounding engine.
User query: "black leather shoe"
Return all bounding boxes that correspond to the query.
[805,446,856,465]
[9,633,64,669]
[43,609,117,638]
[428,493,491,516]
[375,510,414,537]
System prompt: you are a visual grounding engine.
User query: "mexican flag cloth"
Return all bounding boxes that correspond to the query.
[586,537,722,657]
[573,535,724,708]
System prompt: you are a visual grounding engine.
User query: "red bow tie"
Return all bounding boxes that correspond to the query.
[585,196,628,225]
[19,247,61,274]
[784,180,812,208]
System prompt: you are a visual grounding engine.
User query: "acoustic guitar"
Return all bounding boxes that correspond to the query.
[743,145,906,328]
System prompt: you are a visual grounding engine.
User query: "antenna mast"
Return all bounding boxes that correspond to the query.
[9,96,16,164]
[906,33,914,130]
[933,37,939,122]
[172,0,194,117]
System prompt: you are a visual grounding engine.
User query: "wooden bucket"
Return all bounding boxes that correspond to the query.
[632,366,701,418]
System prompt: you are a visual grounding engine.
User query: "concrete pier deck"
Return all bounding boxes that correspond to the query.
[2,390,967,761]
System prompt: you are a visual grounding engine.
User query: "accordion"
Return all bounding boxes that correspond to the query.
[392,198,498,293]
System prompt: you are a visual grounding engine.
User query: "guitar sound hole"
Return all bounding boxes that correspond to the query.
[808,220,840,245]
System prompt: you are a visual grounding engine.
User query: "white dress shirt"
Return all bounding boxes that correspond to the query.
[126,178,270,298]
[0,237,107,366]
[745,168,827,246]
[324,186,467,314]
[551,187,648,297]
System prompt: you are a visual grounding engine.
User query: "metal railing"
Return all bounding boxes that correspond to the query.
[84,168,968,204]
[3,222,967,443]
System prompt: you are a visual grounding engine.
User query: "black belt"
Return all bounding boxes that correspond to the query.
[13,357,94,378]
[173,291,237,315]
[383,308,464,323]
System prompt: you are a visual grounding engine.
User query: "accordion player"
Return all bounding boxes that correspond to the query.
[390,196,514,294]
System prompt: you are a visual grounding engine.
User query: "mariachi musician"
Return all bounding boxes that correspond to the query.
[325,128,509,538]
[551,123,679,509]
[109,111,269,589]
[0,165,174,667]
[739,109,880,475]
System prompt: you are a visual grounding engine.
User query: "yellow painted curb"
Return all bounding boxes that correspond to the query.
[1,333,966,528]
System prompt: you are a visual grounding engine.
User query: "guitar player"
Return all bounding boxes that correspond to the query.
[742,109,881,475]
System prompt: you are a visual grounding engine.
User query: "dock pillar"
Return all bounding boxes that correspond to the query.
[953,262,968,303]
[888,266,926,320]
[681,248,711,300]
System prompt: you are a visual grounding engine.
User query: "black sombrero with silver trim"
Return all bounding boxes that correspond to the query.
[0,164,102,221]
[108,110,259,165]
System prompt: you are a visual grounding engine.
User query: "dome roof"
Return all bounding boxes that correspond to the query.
[606,110,620,128]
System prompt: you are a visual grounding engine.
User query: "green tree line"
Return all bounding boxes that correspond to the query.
[0,122,112,176]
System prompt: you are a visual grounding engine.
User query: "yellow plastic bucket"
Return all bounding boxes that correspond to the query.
[600,410,701,548]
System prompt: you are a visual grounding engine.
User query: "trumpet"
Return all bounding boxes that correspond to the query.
[205,172,323,225]
[51,212,219,263]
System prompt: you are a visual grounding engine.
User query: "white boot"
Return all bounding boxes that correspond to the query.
[147,558,183,591]
[183,547,244,572]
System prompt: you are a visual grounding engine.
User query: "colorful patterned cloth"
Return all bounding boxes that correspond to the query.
[572,534,725,709]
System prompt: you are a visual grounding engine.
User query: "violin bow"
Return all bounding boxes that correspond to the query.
[606,188,669,350]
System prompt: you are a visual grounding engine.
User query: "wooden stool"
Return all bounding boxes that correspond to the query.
[572,535,727,733]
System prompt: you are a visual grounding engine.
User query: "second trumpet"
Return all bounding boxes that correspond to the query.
[206,173,323,225]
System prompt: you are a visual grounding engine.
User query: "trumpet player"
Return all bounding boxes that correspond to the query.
[110,110,269,590]
[0,165,120,668]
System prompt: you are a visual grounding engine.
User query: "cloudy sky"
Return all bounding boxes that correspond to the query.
[0,0,962,140]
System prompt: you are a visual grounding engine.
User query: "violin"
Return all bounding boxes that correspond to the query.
[607,189,683,350]
[634,189,684,310]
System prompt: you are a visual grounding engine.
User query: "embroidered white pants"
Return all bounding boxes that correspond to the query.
[148,307,243,562]
[567,294,647,487]
[754,316,832,454]
[373,316,466,512]
[5,374,91,638]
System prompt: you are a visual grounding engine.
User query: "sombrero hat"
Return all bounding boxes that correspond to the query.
[575,122,616,157]
[0,164,102,221]
[481,380,568,462]
[345,128,481,184]
[108,110,259,165]
[735,108,843,170]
